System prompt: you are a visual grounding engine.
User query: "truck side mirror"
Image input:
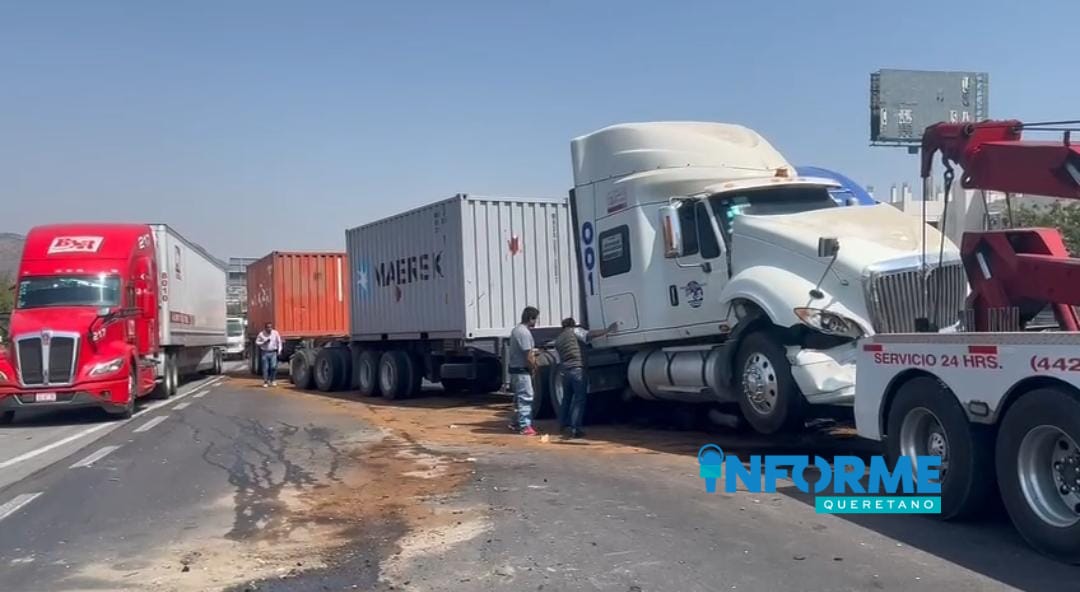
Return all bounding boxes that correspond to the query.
[817,237,840,258]
[659,204,684,258]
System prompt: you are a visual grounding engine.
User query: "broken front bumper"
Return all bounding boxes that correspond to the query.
[785,342,857,406]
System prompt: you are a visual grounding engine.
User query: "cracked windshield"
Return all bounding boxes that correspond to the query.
[1,1,1078,591]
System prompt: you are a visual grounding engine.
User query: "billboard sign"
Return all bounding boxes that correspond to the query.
[870,69,989,145]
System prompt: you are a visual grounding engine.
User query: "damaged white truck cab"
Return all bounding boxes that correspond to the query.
[561,121,966,434]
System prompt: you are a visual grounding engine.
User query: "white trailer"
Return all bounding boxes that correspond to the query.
[855,332,1080,563]
[151,224,227,387]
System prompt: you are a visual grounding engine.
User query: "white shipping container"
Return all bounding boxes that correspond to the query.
[152,224,228,348]
[347,194,579,341]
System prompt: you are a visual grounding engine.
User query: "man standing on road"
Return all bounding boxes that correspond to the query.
[554,318,616,439]
[508,306,540,436]
[255,322,283,387]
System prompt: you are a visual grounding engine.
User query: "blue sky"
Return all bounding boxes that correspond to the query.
[2,1,1076,257]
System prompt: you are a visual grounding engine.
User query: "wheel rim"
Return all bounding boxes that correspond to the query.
[898,407,949,482]
[317,358,332,385]
[742,353,778,416]
[1016,425,1080,528]
[380,361,396,393]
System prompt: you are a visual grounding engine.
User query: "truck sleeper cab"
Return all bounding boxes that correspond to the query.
[556,122,965,435]
[0,224,226,423]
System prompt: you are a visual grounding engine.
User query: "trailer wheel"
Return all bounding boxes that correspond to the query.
[291,350,314,390]
[734,330,805,435]
[249,341,259,376]
[886,376,993,520]
[356,350,382,396]
[332,349,352,391]
[313,349,343,392]
[168,353,179,397]
[380,351,417,400]
[530,351,555,420]
[996,387,1080,564]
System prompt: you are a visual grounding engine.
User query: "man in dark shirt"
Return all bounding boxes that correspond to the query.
[554,317,616,438]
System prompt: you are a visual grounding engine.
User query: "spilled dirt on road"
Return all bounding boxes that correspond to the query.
[61,378,477,592]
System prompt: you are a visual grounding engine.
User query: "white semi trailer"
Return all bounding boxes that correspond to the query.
[532,121,967,435]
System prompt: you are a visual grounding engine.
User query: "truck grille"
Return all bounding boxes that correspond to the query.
[16,332,79,387]
[864,262,969,334]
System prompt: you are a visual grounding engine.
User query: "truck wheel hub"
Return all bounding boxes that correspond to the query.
[742,353,776,415]
[1018,426,1080,527]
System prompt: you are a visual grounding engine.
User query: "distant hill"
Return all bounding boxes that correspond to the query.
[0,233,24,278]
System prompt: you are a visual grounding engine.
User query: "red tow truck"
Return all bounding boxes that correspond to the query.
[0,224,227,422]
[855,119,1080,563]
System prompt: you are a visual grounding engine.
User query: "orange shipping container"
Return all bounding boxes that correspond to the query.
[245,252,349,339]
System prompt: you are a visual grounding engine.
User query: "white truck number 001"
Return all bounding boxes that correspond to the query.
[582,222,595,295]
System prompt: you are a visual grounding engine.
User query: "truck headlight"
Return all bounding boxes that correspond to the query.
[793,308,865,339]
[89,357,126,377]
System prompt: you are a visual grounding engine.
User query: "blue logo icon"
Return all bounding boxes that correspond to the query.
[697,443,943,514]
[356,261,370,297]
[698,444,724,493]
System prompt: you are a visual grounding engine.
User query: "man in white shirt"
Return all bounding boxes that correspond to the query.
[254,322,283,387]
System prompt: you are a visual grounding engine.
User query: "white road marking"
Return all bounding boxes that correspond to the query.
[0,375,227,473]
[133,416,168,433]
[69,445,121,469]
[0,493,42,522]
[192,390,208,399]
[174,401,191,410]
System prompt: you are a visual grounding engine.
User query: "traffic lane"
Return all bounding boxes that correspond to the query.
[0,374,225,492]
[366,447,1023,592]
[0,377,382,592]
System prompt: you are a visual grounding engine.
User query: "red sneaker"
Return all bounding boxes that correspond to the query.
[521,426,539,436]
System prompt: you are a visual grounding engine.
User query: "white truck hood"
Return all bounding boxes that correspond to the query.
[733,202,956,272]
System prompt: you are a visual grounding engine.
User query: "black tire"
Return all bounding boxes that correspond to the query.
[313,349,343,392]
[886,376,993,520]
[150,352,174,400]
[249,342,260,376]
[0,411,15,425]
[379,351,416,400]
[212,349,224,375]
[106,364,137,420]
[995,387,1080,564]
[356,350,382,397]
[332,348,352,391]
[530,351,555,420]
[168,353,179,397]
[291,350,314,390]
[734,330,806,435]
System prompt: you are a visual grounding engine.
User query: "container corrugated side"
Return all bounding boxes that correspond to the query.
[347,194,577,341]
[246,252,349,339]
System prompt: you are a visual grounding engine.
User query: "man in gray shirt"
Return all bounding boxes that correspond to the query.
[508,306,540,435]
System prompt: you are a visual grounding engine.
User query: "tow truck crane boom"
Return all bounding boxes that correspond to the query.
[919,119,1080,331]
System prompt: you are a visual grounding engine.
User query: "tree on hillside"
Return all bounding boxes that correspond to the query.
[0,273,12,314]
[1012,201,1080,256]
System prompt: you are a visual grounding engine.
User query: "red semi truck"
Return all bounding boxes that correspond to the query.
[0,223,227,422]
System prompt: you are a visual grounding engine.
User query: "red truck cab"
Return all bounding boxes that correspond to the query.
[0,224,162,421]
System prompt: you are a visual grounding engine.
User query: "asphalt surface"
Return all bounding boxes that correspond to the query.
[0,368,1072,592]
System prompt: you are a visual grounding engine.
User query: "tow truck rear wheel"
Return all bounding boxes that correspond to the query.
[996,387,1080,564]
[379,351,417,400]
[886,376,992,520]
[150,352,176,400]
[734,330,805,435]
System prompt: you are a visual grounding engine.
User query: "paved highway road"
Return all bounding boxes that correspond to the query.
[0,370,1070,592]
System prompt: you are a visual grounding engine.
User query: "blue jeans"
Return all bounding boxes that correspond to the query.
[560,367,586,431]
[510,373,534,430]
[261,351,278,384]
